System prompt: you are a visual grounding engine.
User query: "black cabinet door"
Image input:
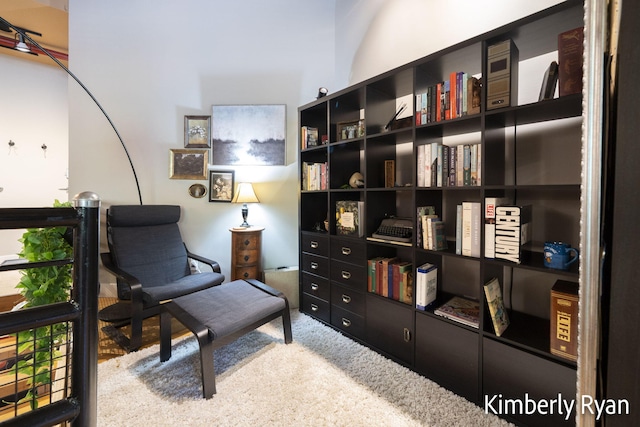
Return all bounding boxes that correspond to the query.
[366,294,413,365]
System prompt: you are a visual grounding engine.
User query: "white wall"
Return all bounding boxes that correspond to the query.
[68,0,336,292]
[0,55,68,256]
[334,0,565,87]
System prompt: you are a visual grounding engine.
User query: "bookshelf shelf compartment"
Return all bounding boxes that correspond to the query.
[298,1,583,425]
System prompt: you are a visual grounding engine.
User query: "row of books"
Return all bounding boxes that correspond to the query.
[367,257,413,305]
[415,73,481,125]
[301,161,328,191]
[300,126,320,150]
[416,206,447,251]
[417,142,481,188]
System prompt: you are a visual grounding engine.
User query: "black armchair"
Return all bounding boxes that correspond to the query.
[100,205,225,352]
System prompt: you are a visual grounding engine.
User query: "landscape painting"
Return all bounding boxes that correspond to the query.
[211,104,286,165]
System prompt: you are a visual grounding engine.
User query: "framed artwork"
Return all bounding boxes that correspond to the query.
[169,149,208,180]
[188,183,207,198]
[211,104,286,166]
[209,170,234,202]
[184,115,211,148]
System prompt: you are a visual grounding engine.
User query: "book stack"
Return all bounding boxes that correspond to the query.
[417,208,447,251]
[367,257,413,305]
[454,201,481,257]
[434,296,480,328]
[301,162,328,191]
[415,72,481,125]
[300,126,319,149]
[416,142,481,188]
[415,262,437,310]
[335,201,364,237]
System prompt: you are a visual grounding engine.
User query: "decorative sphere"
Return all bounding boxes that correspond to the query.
[349,172,364,188]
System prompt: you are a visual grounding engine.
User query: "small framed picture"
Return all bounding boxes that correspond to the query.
[188,183,207,198]
[209,170,234,202]
[169,148,208,180]
[184,115,211,148]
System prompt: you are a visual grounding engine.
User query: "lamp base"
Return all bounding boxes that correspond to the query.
[240,204,250,227]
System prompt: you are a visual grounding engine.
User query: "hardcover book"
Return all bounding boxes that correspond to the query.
[558,27,584,97]
[484,277,509,336]
[336,201,364,237]
[494,205,532,264]
[434,296,479,329]
[415,262,437,310]
[550,280,579,361]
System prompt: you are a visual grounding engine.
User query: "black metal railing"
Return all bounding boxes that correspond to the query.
[0,192,100,427]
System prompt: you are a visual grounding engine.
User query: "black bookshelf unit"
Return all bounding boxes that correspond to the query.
[298,2,583,425]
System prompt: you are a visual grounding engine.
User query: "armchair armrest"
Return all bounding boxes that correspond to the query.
[185,247,222,274]
[100,252,144,300]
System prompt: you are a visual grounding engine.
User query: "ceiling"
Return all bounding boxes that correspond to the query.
[0,0,68,66]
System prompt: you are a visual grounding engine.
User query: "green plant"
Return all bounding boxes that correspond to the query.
[13,199,73,409]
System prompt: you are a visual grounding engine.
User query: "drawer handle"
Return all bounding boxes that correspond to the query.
[243,272,249,278]
[311,283,319,291]
[244,239,250,246]
[403,328,411,343]
[311,304,319,312]
[342,294,351,304]
[310,241,319,249]
[341,271,351,280]
[310,262,319,270]
[342,318,351,327]
[341,247,351,255]
[244,255,250,261]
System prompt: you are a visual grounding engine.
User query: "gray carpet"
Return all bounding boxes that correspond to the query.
[97,311,513,426]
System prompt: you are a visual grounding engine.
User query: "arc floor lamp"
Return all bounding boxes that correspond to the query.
[0,16,143,205]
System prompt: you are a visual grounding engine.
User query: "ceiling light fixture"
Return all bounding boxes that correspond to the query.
[14,32,30,52]
[0,16,143,205]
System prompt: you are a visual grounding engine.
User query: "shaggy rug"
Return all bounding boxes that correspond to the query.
[97,311,512,426]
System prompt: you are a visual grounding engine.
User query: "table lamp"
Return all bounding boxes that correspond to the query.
[232,182,260,227]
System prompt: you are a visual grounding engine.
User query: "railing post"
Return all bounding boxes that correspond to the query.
[71,192,101,427]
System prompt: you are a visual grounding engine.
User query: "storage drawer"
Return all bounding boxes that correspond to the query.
[302,273,330,302]
[330,260,366,290]
[233,265,260,281]
[331,306,365,340]
[301,253,329,278]
[301,233,329,257]
[330,238,366,265]
[301,294,330,323]
[331,283,365,317]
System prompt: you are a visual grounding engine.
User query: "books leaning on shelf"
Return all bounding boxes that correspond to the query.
[415,71,481,125]
[415,262,437,311]
[416,142,481,188]
[420,214,447,251]
[301,162,328,191]
[336,200,364,237]
[483,277,510,336]
[300,126,319,149]
[550,280,579,362]
[434,296,480,329]
[367,257,413,304]
[494,205,532,264]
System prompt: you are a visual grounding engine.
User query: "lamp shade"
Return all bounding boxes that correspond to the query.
[232,182,259,204]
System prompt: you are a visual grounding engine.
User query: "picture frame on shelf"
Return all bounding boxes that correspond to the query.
[184,115,211,148]
[209,170,234,202]
[336,119,364,141]
[211,104,286,166]
[188,183,207,198]
[169,148,208,180]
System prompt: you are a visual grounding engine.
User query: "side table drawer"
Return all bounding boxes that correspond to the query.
[331,284,365,317]
[234,265,259,281]
[330,260,366,290]
[301,294,330,323]
[331,238,366,265]
[301,253,329,277]
[331,306,365,340]
[302,273,330,301]
[301,233,329,257]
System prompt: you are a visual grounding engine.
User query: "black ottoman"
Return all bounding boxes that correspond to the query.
[159,279,292,398]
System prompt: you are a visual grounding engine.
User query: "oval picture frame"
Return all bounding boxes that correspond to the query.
[188,183,207,199]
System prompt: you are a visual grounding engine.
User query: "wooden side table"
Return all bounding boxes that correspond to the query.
[229,226,264,280]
